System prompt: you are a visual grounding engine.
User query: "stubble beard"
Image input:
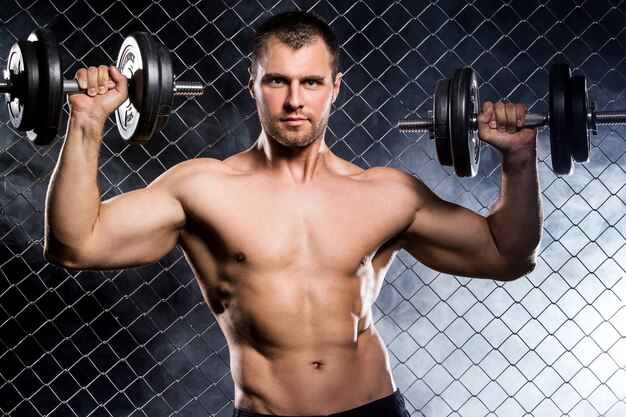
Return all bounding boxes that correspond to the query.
[260,110,330,148]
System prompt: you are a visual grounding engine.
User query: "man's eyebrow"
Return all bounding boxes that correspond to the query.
[303,75,327,82]
[261,72,286,80]
[262,73,328,82]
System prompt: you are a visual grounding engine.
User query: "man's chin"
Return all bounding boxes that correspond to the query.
[275,135,316,148]
[262,118,326,148]
[273,128,316,147]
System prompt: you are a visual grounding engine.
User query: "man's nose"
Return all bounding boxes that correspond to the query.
[285,81,303,110]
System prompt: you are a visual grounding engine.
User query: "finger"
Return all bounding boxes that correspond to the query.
[75,68,88,90]
[86,66,99,96]
[97,65,109,94]
[516,103,527,128]
[494,102,506,132]
[505,102,517,133]
[489,106,497,129]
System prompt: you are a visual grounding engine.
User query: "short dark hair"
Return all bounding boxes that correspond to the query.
[250,11,340,78]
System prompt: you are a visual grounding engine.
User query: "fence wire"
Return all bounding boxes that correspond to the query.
[1,0,625,416]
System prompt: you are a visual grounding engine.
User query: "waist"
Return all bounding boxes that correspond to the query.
[230,329,395,415]
[233,390,409,417]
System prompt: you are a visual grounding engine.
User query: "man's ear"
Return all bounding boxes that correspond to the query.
[248,78,255,99]
[332,72,343,103]
[248,67,255,99]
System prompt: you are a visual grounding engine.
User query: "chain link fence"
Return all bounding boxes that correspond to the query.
[1,0,625,416]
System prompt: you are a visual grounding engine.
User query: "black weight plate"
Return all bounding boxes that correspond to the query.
[549,63,573,175]
[433,78,453,166]
[6,40,40,132]
[449,67,480,177]
[154,43,173,135]
[115,32,161,144]
[27,28,63,145]
[569,75,590,163]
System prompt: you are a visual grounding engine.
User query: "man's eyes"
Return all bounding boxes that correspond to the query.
[267,78,323,86]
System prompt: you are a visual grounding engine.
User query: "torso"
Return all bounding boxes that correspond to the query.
[172,150,418,414]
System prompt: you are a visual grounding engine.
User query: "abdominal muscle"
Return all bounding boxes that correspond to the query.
[176,159,411,414]
[206,267,396,415]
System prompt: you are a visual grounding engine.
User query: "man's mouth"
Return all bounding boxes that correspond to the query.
[281,115,308,127]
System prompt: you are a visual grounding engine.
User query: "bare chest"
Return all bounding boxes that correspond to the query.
[182,176,412,274]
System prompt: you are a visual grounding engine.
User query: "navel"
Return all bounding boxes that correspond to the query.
[235,251,247,263]
[311,361,323,370]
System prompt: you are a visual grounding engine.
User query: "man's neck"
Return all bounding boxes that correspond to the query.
[252,132,332,184]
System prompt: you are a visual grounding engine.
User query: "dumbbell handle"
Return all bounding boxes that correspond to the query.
[62,79,203,96]
[397,113,547,132]
[0,76,202,97]
[398,109,626,132]
[517,111,626,128]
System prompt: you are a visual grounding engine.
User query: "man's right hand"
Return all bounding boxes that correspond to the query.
[46,62,187,270]
[69,65,128,123]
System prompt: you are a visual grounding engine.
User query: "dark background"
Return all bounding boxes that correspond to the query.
[1,0,625,416]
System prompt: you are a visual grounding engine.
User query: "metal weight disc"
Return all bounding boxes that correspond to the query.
[115,32,161,144]
[549,63,573,175]
[569,75,590,163]
[433,78,453,166]
[449,67,480,177]
[153,43,174,135]
[5,40,40,132]
[27,27,63,145]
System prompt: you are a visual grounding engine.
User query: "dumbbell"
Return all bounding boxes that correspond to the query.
[1,27,203,145]
[398,64,626,177]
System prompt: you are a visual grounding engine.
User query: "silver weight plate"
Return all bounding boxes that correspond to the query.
[6,40,40,132]
[115,33,161,144]
[27,27,63,145]
[115,36,141,141]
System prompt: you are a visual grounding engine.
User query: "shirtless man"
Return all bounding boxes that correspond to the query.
[44,11,542,417]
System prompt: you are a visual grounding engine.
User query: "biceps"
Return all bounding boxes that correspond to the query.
[84,188,185,269]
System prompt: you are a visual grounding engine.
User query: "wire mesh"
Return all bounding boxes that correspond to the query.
[1,0,625,416]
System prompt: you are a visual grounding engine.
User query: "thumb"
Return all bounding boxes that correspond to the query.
[109,65,128,94]
[479,101,493,121]
[477,101,496,130]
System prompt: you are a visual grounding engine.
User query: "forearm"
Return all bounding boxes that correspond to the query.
[487,147,543,273]
[44,115,105,258]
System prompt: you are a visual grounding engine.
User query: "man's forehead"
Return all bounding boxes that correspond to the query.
[258,35,332,73]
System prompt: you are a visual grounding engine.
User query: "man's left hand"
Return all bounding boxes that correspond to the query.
[476,101,537,155]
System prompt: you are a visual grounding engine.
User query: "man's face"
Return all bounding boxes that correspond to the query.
[249,35,342,148]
